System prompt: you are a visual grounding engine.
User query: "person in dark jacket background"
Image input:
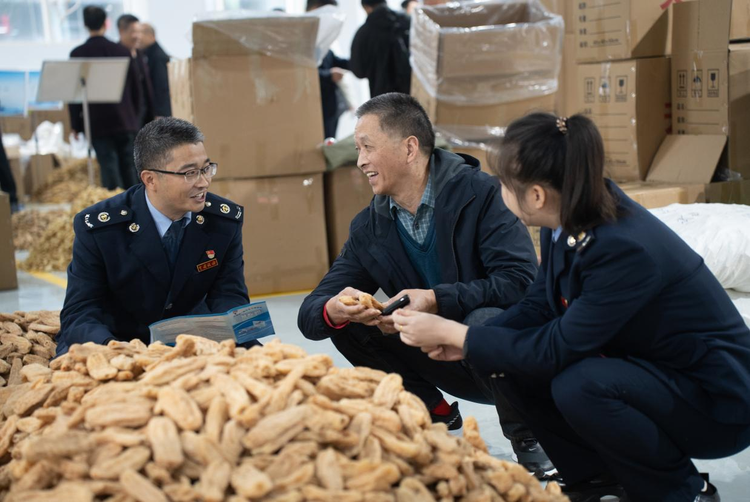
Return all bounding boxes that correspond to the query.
[297,93,555,477]
[350,0,411,98]
[307,0,350,139]
[141,23,172,118]
[69,6,141,189]
[118,14,155,128]
[393,113,750,502]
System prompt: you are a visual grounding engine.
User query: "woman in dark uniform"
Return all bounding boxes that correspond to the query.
[392,113,750,502]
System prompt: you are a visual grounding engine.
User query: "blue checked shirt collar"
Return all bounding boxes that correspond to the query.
[389,174,435,245]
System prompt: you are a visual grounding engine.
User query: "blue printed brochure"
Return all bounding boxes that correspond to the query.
[148,302,275,346]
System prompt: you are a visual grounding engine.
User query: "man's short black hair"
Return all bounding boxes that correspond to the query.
[134,118,205,176]
[356,93,435,157]
[117,14,139,31]
[362,0,387,7]
[401,0,417,9]
[83,6,106,31]
[307,0,337,10]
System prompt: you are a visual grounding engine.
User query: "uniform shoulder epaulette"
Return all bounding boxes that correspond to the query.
[566,230,596,254]
[82,206,133,231]
[201,193,243,223]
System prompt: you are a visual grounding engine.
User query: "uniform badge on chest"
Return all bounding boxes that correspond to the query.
[206,250,215,259]
[197,258,219,272]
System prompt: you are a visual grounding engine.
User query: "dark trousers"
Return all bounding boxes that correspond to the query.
[323,115,340,140]
[330,307,533,441]
[492,357,750,502]
[92,133,138,189]
[0,138,17,205]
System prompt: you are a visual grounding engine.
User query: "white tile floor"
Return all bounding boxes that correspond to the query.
[2,271,749,500]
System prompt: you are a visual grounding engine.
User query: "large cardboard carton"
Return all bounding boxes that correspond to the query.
[619,181,706,209]
[576,57,671,181]
[29,154,56,195]
[557,34,578,116]
[671,0,732,137]
[705,179,750,204]
[732,0,750,41]
[574,0,670,63]
[168,16,326,180]
[210,174,328,296]
[0,116,32,140]
[324,167,374,264]
[168,59,194,124]
[412,74,556,127]
[0,192,18,291]
[728,43,750,178]
[410,1,562,127]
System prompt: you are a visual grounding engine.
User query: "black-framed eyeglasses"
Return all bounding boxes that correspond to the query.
[148,163,218,184]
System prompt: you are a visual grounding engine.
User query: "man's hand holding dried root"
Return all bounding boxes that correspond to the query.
[325,288,384,326]
[392,309,468,362]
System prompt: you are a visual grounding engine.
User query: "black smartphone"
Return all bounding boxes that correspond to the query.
[381,294,410,316]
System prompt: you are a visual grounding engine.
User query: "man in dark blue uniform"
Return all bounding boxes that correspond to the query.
[58,117,252,355]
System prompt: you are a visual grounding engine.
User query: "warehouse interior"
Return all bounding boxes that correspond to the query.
[1,0,750,501]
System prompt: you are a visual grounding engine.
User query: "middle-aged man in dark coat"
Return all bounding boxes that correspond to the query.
[350,0,411,98]
[58,118,255,355]
[69,6,141,190]
[297,93,554,477]
[141,23,172,118]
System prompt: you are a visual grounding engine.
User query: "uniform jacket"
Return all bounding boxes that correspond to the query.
[298,149,538,341]
[350,5,411,97]
[58,184,249,355]
[144,41,172,117]
[68,36,141,137]
[466,181,750,425]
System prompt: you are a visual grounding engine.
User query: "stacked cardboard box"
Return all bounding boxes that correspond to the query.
[168,15,329,296]
[7,151,58,203]
[571,0,672,182]
[324,167,374,264]
[649,0,750,201]
[410,1,563,132]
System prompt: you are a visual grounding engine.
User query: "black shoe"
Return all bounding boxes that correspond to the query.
[562,474,625,502]
[430,401,463,431]
[510,437,558,480]
[619,474,720,502]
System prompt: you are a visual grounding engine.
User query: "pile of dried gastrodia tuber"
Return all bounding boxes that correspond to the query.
[1,311,59,387]
[0,336,568,502]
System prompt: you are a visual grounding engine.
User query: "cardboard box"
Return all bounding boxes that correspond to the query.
[576,57,671,181]
[168,16,326,180]
[29,154,56,195]
[0,116,32,140]
[324,167,374,264]
[410,1,562,126]
[574,0,670,63]
[732,0,750,41]
[729,43,750,178]
[209,174,329,296]
[0,192,18,291]
[648,135,726,184]
[671,0,731,136]
[705,179,750,204]
[412,74,556,128]
[556,34,578,116]
[168,59,194,124]
[619,181,706,209]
